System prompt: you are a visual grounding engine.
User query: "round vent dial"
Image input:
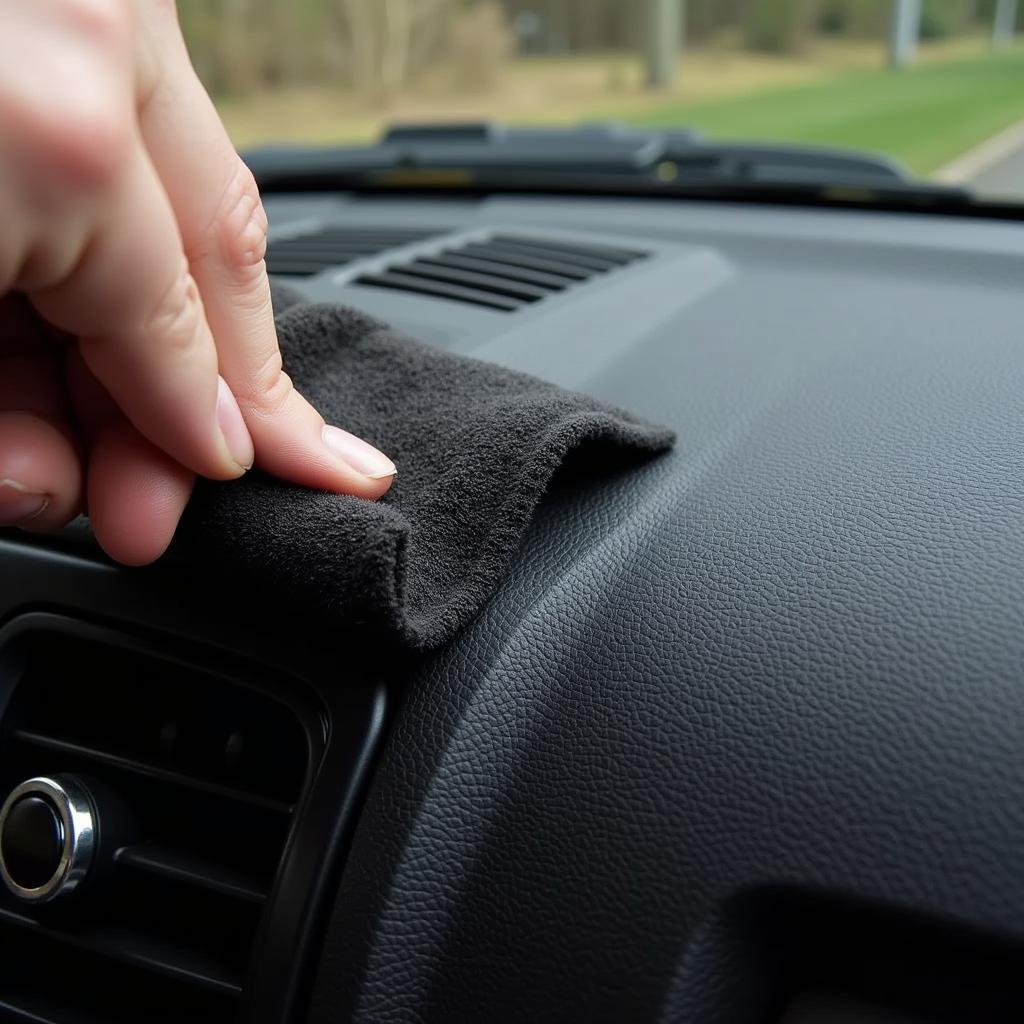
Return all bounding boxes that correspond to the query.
[0,775,96,903]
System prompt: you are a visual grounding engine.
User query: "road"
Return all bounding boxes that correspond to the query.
[936,119,1024,200]
[969,139,1024,198]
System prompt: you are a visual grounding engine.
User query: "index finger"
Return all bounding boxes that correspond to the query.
[135,3,396,496]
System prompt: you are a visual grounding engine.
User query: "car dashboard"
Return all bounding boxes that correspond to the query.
[1,191,1024,1023]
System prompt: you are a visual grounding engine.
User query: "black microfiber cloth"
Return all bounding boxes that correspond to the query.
[174,292,674,650]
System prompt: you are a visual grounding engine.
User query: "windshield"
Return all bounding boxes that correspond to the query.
[179,0,1024,206]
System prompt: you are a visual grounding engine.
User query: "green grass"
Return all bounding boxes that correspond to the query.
[623,46,1024,175]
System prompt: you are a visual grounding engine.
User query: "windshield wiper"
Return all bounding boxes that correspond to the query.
[244,120,989,213]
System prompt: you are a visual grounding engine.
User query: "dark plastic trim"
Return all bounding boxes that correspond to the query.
[252,173,1024,223]
[0,539,392,1024]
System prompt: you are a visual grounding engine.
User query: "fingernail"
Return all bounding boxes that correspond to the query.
[217,376,255,472]
[321,426,397,479]
[0,480,49,526]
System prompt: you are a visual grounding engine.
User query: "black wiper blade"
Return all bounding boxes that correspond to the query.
[661,140,911,186]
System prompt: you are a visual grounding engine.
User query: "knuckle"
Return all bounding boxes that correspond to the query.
[146,261,205,355]
[206,161,268,271]
[237,348,294,418]
[53,106,132,189]
[7,3,133,191]
[64,0,129,39]
[59,0,130,48]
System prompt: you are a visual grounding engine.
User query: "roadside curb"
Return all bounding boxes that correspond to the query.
[934,118,1024,183]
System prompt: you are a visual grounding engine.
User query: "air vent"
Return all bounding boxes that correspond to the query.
[0,623,317,1023]
[354,233,649,311]
[265,225,445,276]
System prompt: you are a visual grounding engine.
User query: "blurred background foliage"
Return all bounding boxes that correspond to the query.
[177,0,1019,99]
[178,0,1024,179]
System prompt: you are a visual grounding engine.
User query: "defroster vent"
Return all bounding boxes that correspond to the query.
[354,233,649,311]
[0,619,319,1023]
[265,225,445,276]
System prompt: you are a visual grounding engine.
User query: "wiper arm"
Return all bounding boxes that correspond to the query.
[381,121,921,187]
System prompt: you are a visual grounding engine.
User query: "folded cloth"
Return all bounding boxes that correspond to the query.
[173,295,674,650]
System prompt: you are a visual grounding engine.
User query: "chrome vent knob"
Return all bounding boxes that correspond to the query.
[0,775,96,903]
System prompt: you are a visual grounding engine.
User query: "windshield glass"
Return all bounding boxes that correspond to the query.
[179,0,1024,204]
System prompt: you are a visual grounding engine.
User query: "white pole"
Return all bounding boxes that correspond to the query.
[993,0,1018,48]
[645,0,684,90]
[888,0,921,68]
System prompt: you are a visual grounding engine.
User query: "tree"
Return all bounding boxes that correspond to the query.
[889,0,922,67]
[993,0,1019,45]
[337,0,456,102]
[645,0,684,89]
[221,0,257,94]
[745,0,822,53]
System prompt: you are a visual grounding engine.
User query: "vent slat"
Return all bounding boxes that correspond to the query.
[267,249,377,264]
[355,233,650,311]
[481,239,627,272]
[277,237,430,248]
[0,905,243,997]
[305,228,436,240]
[355,271,525,311]
[397,261,553,301]
[0,995,67,1024]
[457,243,598,280]
[274,229,440,243]
[265,259,346,276]
[266,225,444,276]
[492,234,645,263]
[0,928,238,1023]
[12,730,294,815]
[0,626,314,1022]
[115,845,268,904]
[270,242,417,256]
[416,253,576,289]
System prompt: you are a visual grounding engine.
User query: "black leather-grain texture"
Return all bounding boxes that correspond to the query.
[307,250,1024,1022]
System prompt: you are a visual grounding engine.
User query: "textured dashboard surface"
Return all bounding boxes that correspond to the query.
[294,197,1024,1022]
[3,192,1023,1024]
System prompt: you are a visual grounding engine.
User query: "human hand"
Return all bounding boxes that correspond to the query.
[0,0,395,565]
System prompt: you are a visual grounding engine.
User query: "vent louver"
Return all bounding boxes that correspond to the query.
[354,233,649,311]
[265,225,444,276]
[0,625,314,1023]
